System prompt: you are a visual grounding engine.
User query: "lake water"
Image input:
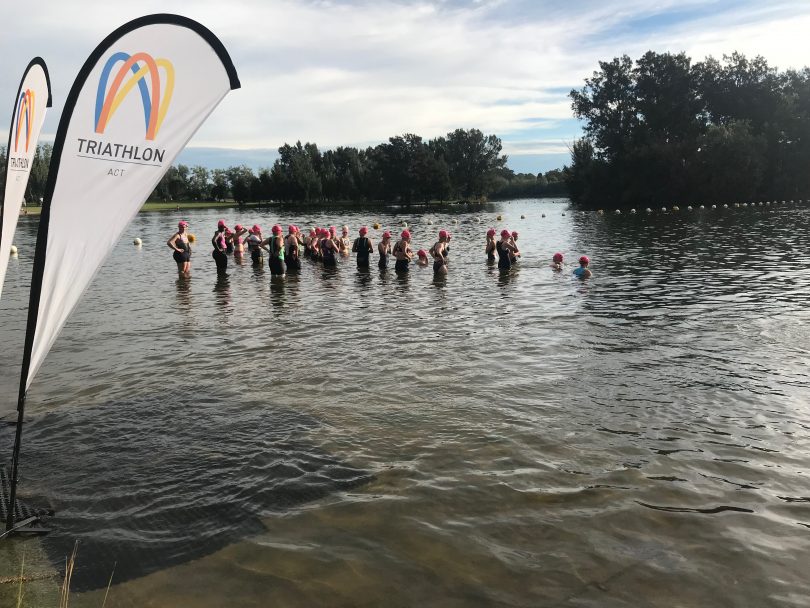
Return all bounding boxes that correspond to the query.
[0,199,809,607]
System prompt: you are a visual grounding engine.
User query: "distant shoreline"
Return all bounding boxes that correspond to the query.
[17,197,567,217]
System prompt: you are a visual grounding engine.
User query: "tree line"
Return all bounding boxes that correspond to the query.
[566,51,810,206]
[0,128,567,207]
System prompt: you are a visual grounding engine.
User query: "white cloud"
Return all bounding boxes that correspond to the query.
[3,0,810,162]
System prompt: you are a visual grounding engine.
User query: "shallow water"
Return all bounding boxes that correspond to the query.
[1,199,809,606]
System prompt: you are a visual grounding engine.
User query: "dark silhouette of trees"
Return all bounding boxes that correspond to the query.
[567,51,810,206]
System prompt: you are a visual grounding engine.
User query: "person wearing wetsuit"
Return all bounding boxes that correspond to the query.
[286,225,302,272]
[246,224,265,265]
[496,229,518,272]
[211,219,228,274]
[352,226,373,269]
[573,255,593,278]
[393,230,413,273]
[321,229,338,267]
[167,220,191,276]
[262,224,286,276]
[378,231,392,269]
[224,228,234,255]
[485,228,497,262]
[430,229,449,275]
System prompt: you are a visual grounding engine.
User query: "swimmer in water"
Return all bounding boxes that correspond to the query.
[340,225,351,257]
[416,249,429,267]
[321,228,338,267]
[378,230,392,269]
[231,224,248,260]
[211,219,228,274]
[573,255,593,278]
[429,229,449,275]
[286,225,302,273]
[246,224,266,266]
[509,231,521,263]
[261,224,286,276]
[485,228,497,262]
[550,252,564,271]
[393,230,413,273]
[167,220,191,276]
[352,226,373,269]
[496,229,518,271]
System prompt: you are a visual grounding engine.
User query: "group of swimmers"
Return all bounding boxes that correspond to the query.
[166,220,593,279]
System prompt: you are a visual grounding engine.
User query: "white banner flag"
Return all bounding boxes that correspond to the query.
[21,15,240,390]
[0,58,51,300]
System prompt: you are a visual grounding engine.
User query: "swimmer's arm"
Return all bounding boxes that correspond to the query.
[167,233,180,250]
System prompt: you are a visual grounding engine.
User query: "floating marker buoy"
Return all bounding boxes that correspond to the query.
[646,208,652,213]
[661,207,667,212]
[401,221,408,227]
[373,223,380,229]
[766,201,771,206]
[734,203,739,208]
[743,203,748,207]
[496,215,502,221]
[596,209,604,215]
[561,212,566,216]
[699,205,705,210]
[630,208,636,214]
[133,237,142,246]
[711,205,716,209]
[520,214,525,219]
[687,205,693,211]
[10,245,18,256]
[188,234,196,243]
[453,219,458,224]
[758,202,763,207]
[541,213,546,218]
[614,209,621,215]
[672,206,680,212]
[427,219,433,224]
[723,204,728,209]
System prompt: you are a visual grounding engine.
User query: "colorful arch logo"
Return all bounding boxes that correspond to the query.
[94,52,175,141]
[14,89,35,153]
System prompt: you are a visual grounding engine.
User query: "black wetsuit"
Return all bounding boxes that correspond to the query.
[269,236,285,275]
[393,241,409,273]
[379,246,389,269]
[322,239,337,267]
[247,234,262,265]
[173,236,190,265]
[212,230,228,273]
[286,237,301,272]
[353,237,372,268]
[496,241,511,271]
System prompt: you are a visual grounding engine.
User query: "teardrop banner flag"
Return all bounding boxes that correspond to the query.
[0,58,52,300]
[22,14,240,391]
[6,14,239,532]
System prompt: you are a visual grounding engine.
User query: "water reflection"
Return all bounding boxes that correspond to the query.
[213,274,231,310]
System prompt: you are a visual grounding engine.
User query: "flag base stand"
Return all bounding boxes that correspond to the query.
[1,467,52,537]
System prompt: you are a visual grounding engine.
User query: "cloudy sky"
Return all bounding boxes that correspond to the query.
[4,0,810,173]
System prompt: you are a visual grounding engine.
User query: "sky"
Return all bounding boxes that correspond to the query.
[3,0,810,174]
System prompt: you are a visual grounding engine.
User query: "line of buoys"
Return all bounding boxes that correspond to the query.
[10,245,18,256]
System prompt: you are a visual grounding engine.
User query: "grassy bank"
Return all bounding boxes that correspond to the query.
[19,200,263,217]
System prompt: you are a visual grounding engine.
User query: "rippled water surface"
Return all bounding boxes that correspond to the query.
[1,199,809,607]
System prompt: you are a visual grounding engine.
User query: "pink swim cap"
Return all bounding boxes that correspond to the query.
[225,228,233,236]
[501,229,511,238]
[401,230,411,239]
[234,224,243,231]
[252,224,261,233]
[579,255,590,265]
[511,231,518,238]
[272,224,282,234]
[382,231,391,239]
[309,229,316,236]
[288,224,296,234]
[359,226,368,235]
[553,252,563,263]
[439,229,448,239]
[217,219,226,228]
[417,249,427,258]
[178,220,189,227]
[486,228,496,237]
[329,226,336,234]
